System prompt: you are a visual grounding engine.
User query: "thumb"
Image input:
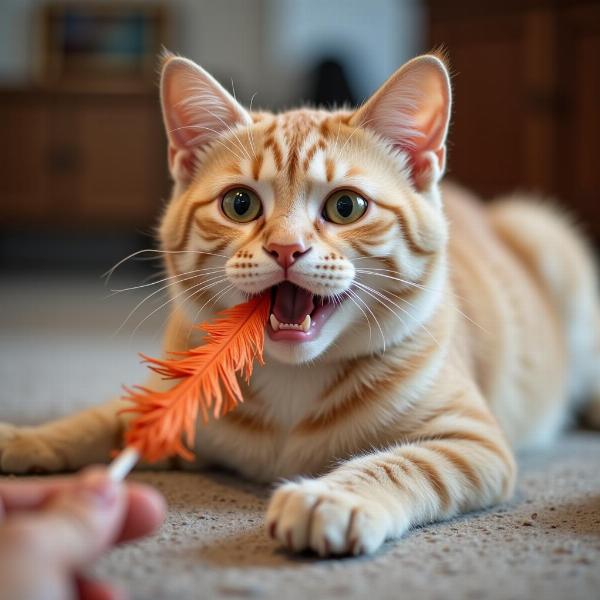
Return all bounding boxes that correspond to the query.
[30,468,126,568]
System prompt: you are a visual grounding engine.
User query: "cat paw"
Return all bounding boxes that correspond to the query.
[0,424,65,474]
[265,479,391,556]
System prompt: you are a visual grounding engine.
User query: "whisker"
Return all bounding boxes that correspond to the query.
[171,279,235,343]
[186,283,236,340]
[355,267,456,300]
[137,269,169,286]
[108,266,227,294]
[206,282,235,310]
[354,266,469,302]
[206,107,252,161]
[355,269,489,334]
[333,116,378,158]
[169,124,247,162]
[115,272,229,335]
[334,126,361,159]
[187,98,254,162]
[218,81,255,162]
[196,282,235,317]
[348,286,386,351]
[354,269,432,290]
[103,249,228,282]
[128,276,230,340]
[344,288,373,348]
[353,281,440,347]
[154,276,231,344]
[331,119,343,157]
[247,92,259,161]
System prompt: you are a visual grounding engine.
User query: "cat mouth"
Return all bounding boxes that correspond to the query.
[267,281,340,342]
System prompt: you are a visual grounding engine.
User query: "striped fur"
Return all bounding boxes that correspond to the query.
[1,54,600,557]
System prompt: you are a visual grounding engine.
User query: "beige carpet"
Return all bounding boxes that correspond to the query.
[1,272,599,600]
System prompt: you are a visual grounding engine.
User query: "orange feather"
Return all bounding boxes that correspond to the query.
[121,293,270,463]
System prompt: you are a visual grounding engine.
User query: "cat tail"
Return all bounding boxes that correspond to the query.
[488,194,600,429]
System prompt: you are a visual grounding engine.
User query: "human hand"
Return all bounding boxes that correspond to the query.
[0,467,166,600]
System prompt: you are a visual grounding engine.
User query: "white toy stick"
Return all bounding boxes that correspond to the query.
[108,447,140,482]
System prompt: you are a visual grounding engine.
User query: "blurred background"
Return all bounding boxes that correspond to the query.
[0,0,599,422]
[2,0,599,267]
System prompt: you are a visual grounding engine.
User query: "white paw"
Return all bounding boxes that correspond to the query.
[266,479,391,556]
[0,423,64,474]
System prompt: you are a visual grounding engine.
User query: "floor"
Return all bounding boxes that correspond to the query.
[1,271,599,600]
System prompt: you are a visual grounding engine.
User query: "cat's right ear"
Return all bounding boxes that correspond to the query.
[350,54,451,192]
[160,54,251,184]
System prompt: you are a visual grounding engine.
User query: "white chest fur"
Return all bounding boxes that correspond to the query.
[193,360,352,480]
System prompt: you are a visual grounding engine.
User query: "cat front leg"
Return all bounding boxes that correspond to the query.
[0,398,130,474]
[0,360,195,474]
[266,391,516,556]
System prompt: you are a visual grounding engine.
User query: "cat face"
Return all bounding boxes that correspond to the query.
[158,54,451,364]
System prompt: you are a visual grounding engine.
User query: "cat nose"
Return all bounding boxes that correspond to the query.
[264,242,310,269]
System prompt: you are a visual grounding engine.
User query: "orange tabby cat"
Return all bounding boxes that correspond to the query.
[1,53,599,556]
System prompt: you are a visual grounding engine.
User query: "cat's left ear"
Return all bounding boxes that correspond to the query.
[160,53,252,184]
[350,54,451,192]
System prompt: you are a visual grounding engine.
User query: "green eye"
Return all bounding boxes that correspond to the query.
[222,188,262,223]
[323,190,368,225]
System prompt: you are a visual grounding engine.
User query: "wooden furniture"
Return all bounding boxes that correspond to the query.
[0,88,169,230]
[427,0,600,241]
[38,3,168,92]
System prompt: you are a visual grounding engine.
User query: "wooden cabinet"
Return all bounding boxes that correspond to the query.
[0,89,169,230]
[427,0,600,241]
[557,3,600,233]
[0,99,51,222]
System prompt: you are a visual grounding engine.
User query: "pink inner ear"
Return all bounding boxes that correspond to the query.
[161,57,251,183]
[407,107,448,188]
[385,84,449,189]
[351,57,451,191]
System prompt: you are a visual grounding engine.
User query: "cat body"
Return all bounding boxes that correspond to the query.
[1,54,599,556]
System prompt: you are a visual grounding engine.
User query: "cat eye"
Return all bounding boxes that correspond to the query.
[323,190,368,225]
[221,188,262,223]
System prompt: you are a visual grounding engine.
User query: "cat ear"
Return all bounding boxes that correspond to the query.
[350,54,451,192]
[160,54,251,183]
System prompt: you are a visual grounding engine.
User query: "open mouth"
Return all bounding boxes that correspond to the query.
[268,282,340,342]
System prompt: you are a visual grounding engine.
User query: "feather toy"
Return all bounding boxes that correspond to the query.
[109,293,270,479]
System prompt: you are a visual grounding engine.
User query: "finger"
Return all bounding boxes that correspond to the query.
[0,471,166,537]
[116,483,166,543]
[76,576,127,600]
[0,467,113,511]
[0,469,127,569]
[46,469,127,566]
[0,475,81,511]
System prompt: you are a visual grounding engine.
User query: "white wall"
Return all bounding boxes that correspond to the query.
[263,0,424,106]
[0,0,40,83]
[0,0,425,108]
[167,0,265,105]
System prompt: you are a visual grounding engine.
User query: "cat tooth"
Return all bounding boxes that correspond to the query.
[270,314,280,331]
[273,316,312,332]
[300,314,311,333]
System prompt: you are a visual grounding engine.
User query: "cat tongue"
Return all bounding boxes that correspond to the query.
[272,282,314,324]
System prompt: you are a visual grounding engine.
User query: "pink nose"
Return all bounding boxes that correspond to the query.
[264,242,309,269]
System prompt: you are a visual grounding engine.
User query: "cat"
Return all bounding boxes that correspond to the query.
[1,52,600,556]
